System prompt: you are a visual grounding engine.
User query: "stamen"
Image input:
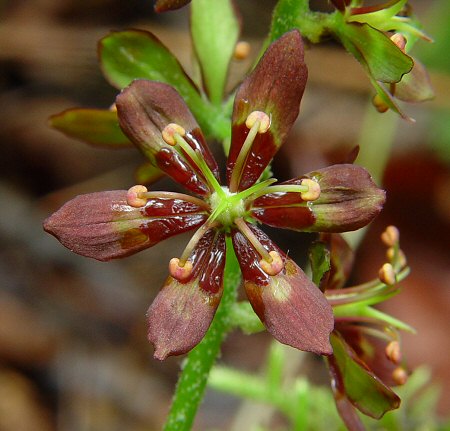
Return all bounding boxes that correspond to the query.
[234,217,284,276]
[387,247,407,269]
[234,41,251,60]
[162,123,186,145]
[381,225,400,247]
[392,367,408,385]
[169,222,217,282]
[385,340,402,365]
[127,185,149,207]
[259,250,284,276]
[300,178,321,201]
[372,94,389,113]
[379,263,397,285]
[245,111,271,133]
[169,258,193,281]
[229,110,271,192]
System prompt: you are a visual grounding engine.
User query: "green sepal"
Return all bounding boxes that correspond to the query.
[308,241,331,289]
[191,0,240,105]
[335,20,413,84]
[328,332,401,419]
[99,30,228,138]
[49,108,131,148]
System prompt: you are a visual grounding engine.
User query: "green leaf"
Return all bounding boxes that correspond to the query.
[49,108,132,147]
[335,20,413,83]
[308,241,331,288]
[99,29,230,140]
[328,332,401,419]
[191,0,240,105]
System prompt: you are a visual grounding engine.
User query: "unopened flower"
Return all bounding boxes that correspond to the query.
[313,228,411,430]
[44,31,385,360]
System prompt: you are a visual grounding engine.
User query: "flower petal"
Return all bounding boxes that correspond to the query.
[251,164,385,232]
[147,231,226,359]
[116,79,219,196]
[326,331,400,419]
[43,191,207,261]
[227,30,307,191]
[232,224,334,355]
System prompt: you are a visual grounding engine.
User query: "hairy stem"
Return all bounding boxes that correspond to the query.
[162,237,241,431]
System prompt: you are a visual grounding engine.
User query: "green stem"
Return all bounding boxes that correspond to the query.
[162,237,241,431]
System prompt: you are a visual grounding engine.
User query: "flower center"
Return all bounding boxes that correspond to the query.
[208,187,245,228]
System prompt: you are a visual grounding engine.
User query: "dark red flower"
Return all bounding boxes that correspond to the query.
[44,31,385,360]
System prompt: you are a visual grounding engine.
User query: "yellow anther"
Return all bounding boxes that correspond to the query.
[386,247,407,268]
[127,185,148,207]
[385,340,402,365]
[381,225,400,247]
[372,94,389,113]
[379,262,396,285]
[162,123,186,145]
[109,103,117,112]
[234,41,251,60]
[259,250,284,276]
[300,178,321,201]
[245,111,271,134]
[392,367,408,386]
[169,258,193,281]
[390,33,407,52]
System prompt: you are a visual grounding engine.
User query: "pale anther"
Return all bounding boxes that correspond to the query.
[234,41,251,60]
[392,367,408,385]
[372,94,389,113]
[386,247,407,268]
[390,33,407,52]
[169,258,193,281]
[259,250,284,276]
[127,185,148,207]
[381,225,399,247]
[385,340,402,364]
[300,178,321,201]
[245,111,271,133]
[162,123,186,146]
[379,262,396,285]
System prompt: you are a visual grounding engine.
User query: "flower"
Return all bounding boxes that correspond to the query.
[44,31,385,360]
[312,229,411,430]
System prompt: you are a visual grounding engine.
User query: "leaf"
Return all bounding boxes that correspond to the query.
[308,241,331,289]
[49,108,132,148]
[328,332,401,419]
[99,29,221,135]
[191,0,240,105]
[337,21,413,83]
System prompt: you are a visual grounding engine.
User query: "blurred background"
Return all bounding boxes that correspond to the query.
[0,0,449,429]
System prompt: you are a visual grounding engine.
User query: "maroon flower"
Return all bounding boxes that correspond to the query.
[44,31,385,360]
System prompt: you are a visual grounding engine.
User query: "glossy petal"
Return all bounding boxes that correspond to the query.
[154,0,191,12]
[191,0,240,105]
[251,164,385,233]
[116,80,219,196]
[49,108,132,148]
[232,224,334,355]
[326,332,400,419]
[330,0,351,11]
[43,191,207,261]
[147,231,226,359]
[227,30,307,191]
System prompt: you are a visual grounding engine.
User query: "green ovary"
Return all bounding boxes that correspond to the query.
[208,187,246,228]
